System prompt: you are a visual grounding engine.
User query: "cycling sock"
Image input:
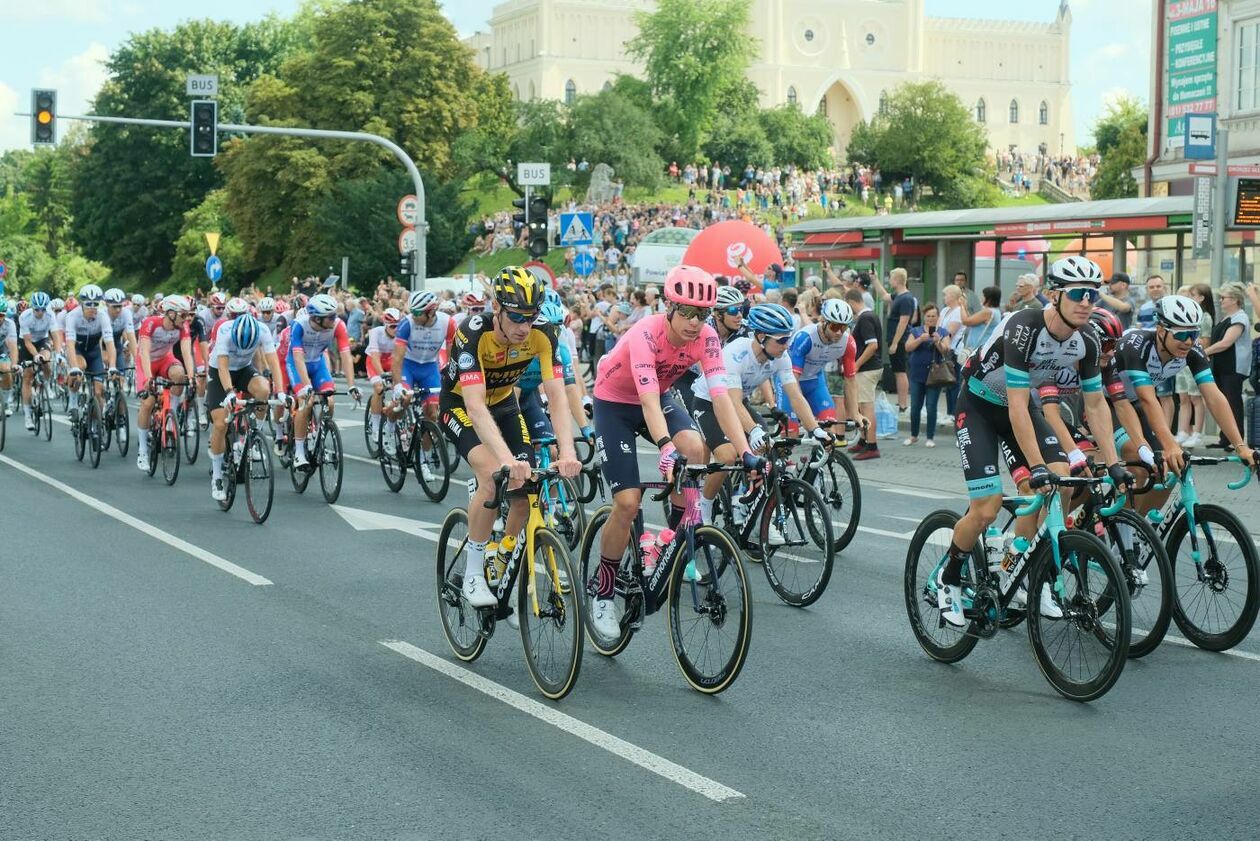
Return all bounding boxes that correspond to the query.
[369,414,381,433]
[137,428,150,454]
[464,539,488,579]
[698,496,714,525]
[667,503,686,530]
[295,437,306,457]
[597,555,620,599]
[211,452,224,480]
[941,542,970,586]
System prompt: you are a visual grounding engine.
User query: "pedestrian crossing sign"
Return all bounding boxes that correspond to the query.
[560,212,594,246]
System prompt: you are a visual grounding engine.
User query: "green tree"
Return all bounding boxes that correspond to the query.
[758,105,833,170]
[171,190,244,293]
[23,147,76,258]
[72,17,303,283]
[703,111,773,175]
[1090,96,1148,200]
[569,90,664,190]
[626,0,757,163]
[844,81,989,208]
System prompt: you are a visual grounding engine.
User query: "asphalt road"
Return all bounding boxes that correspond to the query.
[3,391,1260,840]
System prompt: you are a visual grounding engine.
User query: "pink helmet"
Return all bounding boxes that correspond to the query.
[664,264,717,307]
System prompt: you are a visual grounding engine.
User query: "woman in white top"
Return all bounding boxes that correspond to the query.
[1205,283,1253,450]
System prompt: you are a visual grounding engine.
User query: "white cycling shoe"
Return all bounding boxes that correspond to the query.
[210,476,226,501]
[136,452,150,472]
[935,569,969,628]
[420,462,438,483]
[462,572,497,608]
[1011,582,1064,619]
[591,598,621,639]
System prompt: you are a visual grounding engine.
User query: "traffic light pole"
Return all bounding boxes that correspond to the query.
[21,111,430,290]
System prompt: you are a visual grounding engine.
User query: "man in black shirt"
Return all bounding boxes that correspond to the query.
[846,288,884,459]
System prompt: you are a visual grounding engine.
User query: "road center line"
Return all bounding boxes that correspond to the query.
[0,453,273,586]
[378,639,744,802]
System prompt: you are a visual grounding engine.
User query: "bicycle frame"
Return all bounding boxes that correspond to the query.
[481,469,566,621]
[1147,458,1253,564]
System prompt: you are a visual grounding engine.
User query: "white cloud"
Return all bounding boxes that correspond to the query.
[1,0,108,23]
[1098,43,1129,61]
[0,83,27,154]
[36,42,111,118]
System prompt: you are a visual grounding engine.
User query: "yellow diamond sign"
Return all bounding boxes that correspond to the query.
[205,232,220,256]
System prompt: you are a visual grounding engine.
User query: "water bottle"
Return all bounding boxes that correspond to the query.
[983,526,1005,572]
[232,437,245,464]
[654,529,675,565]
[1000,535,1031,591]
[483,540,500,585]
[640,531,659,574]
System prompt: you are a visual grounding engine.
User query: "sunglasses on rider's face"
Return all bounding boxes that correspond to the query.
[83,302,99,309]
[1062,287,1101,304]
[674,305,712,322]
[722,305,747,318]
[501,308,536,324]
[766,334,791,345]
[1170,328,1200,342]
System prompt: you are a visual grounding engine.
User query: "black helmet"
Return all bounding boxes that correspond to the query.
[493,266,541,311]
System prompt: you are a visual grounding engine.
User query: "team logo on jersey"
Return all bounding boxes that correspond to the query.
[467,315,483,331]
[1010,324,1033,353]
[458,352,475,371]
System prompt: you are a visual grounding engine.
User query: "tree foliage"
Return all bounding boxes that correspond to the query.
[1090,96,1148,200]
[569,90,664,191]
[626,0,757,163]
[757,106,833,170]
[844,81,989,207]
[703,112,773,175]
[171,190,244,293]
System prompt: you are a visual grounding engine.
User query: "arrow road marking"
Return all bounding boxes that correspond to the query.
[379,639,745,803]
[331,504,444,540]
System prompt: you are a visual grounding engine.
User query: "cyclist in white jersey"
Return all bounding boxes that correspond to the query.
[207,315,283,501]
[17,292,62,430]
[63,285,117,422]
[104,288,137,375]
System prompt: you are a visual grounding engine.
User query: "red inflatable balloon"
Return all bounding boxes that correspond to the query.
[682,220,783,280]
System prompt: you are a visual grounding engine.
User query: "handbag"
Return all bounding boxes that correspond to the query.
[926,347,957,389]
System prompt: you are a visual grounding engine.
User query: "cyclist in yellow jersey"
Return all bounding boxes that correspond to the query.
[440,266,582,608]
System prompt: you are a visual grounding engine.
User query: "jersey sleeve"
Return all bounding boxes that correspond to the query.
[63,312,79,342]
[1117,334,1152,390]
[288,321,306,358]
[787,331,813,375]
[1187,346,1215,385]
[452,326,486,389]
[698,325,728,398]
[1102,361,1126,402]
[536,326,562,382]
[773,351,796,385]
[627,321,661,396]
[258,323,276,354]
[332,320,350,353]
[138,317,155,341]
[394,318,411,348]
[840,336,856,379]
[1078,329,1102,393]
[556,341,575,385]
[1001,311,1036,392]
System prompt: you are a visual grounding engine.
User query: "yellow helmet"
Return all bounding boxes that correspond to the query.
[494,266,541,310]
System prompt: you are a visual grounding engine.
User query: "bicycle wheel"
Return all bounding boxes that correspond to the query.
[289,416,314,493]
[1026,530,1129,702]
[668,524,751,694]
[1096,509,1172,658]
[181,402,200,466]
[59,379,69,414]
[1166,504,1260,652]
[543,476,586,552]
[87,398,102,469]
[72,400,86,461]
[40,386,52,441]
[145,417,160,477]
[817,450,862,553]
[363,400,380,459]
[903,509,981,663]
[0,398,5,451]
[579,505,636,656]
[518,527,583,700]
[318,420,344,504]
[758,477,835,607]
[244,430,275,524]
[113,398,130,457]
[160,419,181,486]
[378,421,407,492]
[436,507,488,661]
[219,448,237,512]
[415,420,452,502]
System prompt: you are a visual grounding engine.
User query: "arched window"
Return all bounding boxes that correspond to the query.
[1039,100,1049,125]
[817,97,828,117]
[975,98,986,123]
[565,79,577,105]
[878,90,889,115]
[787,86,797,106]
[603,80,613,92]
[1009,99,1019,124]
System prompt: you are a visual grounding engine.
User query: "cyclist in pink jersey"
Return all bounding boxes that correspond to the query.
[588,264,764,640]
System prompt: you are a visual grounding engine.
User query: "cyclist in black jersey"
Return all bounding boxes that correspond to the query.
[936,256,1135,627]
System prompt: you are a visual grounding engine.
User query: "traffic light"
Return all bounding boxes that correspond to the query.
[528,195,550,258]
[190,100,218,157]
[512,196,528,232]
[400,250,416,276]
[31,89,56,146]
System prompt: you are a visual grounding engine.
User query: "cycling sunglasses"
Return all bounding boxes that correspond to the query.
[1169,328,1200,342]
[722,305,748,317]
[766,334,791,345]
[1062,287,1101,304]
[673,305,712,322]
[501,308,537,324]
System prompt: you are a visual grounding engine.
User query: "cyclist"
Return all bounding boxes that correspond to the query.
[17,291,62,432]
[1110,295,1255,508]
[208,297,252,344]
[286,293,360,468]
[692,302,837,528]
[589,264,762,639]
[775,298,862,435]
[0,302,17,413]
[207,315,284,502]
[198,291,227,338]
[675,284,746,412]
[63,284,118,425]
[440,266,581,609]
[131,294,149,322]
[456,290,487,329]
[104,288,137,379]
[365,307,401,444]
[390,290,456,481]
[516,300,593,446]
[135,295,196,473]
[257,296,288,336]
[936,256,1132,627]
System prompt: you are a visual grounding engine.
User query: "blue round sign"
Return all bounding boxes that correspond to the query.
[205,255,223,282]
[573,251,595,277]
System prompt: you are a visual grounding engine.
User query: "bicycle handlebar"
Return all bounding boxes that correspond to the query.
[1098,476,1127,517]
[482,464,562,508]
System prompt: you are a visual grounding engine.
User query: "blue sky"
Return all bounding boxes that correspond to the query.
[0,0,1151,153]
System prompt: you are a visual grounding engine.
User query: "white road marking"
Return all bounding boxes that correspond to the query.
[1149,631,1260,663]
[0,453,273,586]
[331,505,444,540]
[379,639,745,802]
[877,486,963,501]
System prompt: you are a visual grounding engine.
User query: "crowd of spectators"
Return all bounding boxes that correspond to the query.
[994,148,1099,198]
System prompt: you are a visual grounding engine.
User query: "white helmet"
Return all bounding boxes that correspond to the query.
[258,296,276,313]
[408,290,438,314]
[103,287,127,305]
[50,298,65,311]
[1155,294,1203,330]
[226,296,249,315]
[820,298,854,326]
[439,300,458,314]
[79,284,104,303]
[1046,256,1104,288]
[131,294,146,306]
[162,294,191,314]
[306,293,338,317]
[715,285,745,309]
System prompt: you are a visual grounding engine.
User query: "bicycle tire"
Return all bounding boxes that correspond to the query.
[1095,508,1172,658]
[903,509,981,663]
[87,398,102,469]
[318,420,344,504]
[1166,504,1260,652]
[436,507,488,661]
[378,421,407,492]
[146,416,160,477]
[518,527,583,700]
[579,505,636,657]
[220,447,237,511]
[245,430,275,524]
[363,399,380,459]
[114,398,130,457]
[40,386,52,441]
[758,477,835,607]
[72,402,86,460]
[1026,530,1129,702]
[161,419,180,486]
[819,450,862,553]
[668,524,752,694]
[415,419,451,502]
[181,401,201,466]
[543,475,586,552]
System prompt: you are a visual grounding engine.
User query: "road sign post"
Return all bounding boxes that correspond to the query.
[560,212,594,247]
[185,75,220,97]
[517,162,551,186]
[205,255,223,283]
